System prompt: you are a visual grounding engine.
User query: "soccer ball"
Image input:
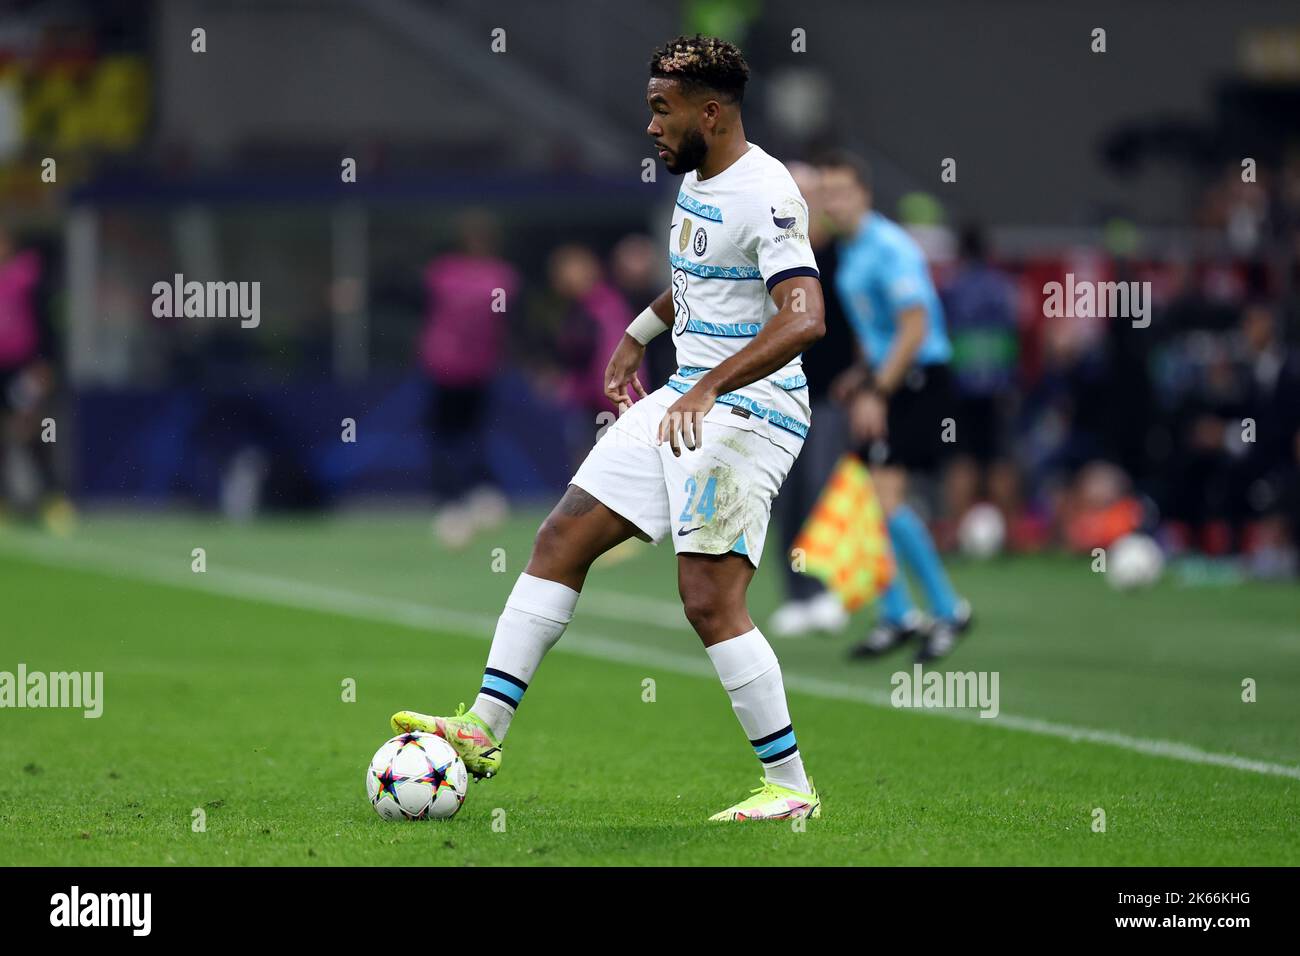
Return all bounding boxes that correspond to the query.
[1106,533,1164,590]
[367,732,468,820]
[958,503,1006,559]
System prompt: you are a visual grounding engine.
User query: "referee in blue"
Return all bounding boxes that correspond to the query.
[817,152,972,662]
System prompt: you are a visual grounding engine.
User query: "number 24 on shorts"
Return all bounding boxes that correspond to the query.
[679,475,718,524]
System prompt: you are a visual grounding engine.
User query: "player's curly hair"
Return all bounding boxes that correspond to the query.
[649,34,750,104]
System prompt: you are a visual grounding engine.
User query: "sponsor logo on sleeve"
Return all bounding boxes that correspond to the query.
[771,198,808,244]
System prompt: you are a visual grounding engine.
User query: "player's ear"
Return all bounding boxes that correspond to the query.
[701,98,721,128]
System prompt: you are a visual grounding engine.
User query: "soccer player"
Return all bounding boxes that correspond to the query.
[393,35,826,821]
[817,152,973,662]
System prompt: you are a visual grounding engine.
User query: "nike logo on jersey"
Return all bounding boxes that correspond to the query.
[677,526,704,536]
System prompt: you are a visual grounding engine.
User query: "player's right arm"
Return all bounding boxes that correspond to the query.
[603,287,673,410]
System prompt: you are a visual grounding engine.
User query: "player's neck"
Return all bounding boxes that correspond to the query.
[696,128,750,181]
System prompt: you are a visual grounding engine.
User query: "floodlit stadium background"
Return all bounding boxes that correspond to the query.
[4,0,1299,570]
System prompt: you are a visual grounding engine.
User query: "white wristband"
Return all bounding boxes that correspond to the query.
[626,306,668,345]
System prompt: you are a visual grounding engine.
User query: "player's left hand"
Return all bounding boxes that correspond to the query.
[850,389,888,442]
[656,386,715,457]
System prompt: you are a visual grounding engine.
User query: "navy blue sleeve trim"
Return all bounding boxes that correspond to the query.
[765,266,820,293]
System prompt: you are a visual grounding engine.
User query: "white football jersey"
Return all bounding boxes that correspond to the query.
[650,142,819,456]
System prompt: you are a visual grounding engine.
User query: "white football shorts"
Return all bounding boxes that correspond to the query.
[569,386,801,567]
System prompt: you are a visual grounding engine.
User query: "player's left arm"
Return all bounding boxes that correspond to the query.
[656,276,825,455]
[605,286,674,410]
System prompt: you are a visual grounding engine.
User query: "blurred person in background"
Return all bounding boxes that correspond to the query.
[817,152,972,662]
[0,224,72,534]
[610,233,675,389]
[1163,330,1249,556]
[419,209,517,548]
[1097,250,1159,496]
[940,223,1020,535]
[1280,154,1300,333]
[1058,460,1145,554]
[1016,267,1111,538]
[540,244,636,473]
[767,160,854,638]
[1232,301,1299,576]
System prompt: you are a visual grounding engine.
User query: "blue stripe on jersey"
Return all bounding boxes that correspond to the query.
[668,251,762,281]
[674,365,806,391]
[682,318,761,337]
[675,193,723,222]
[664,379,809,439]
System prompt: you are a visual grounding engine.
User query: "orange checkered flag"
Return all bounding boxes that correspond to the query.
[790,454,894,612]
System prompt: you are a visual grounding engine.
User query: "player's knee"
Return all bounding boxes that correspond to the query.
[529,513,577,575]
[682,599,723,639]
[680,581,738,640]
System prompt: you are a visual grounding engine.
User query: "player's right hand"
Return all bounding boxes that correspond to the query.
[604,334,648,412]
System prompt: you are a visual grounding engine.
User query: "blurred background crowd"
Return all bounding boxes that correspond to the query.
[1,0,1299,582]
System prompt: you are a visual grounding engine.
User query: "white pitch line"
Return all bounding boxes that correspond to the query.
[4,534,1299,782]
[579,589,688,627]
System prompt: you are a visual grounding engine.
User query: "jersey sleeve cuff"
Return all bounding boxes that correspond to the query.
[765,266,820,293]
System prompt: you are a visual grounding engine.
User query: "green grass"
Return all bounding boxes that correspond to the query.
[0,512,1297,865]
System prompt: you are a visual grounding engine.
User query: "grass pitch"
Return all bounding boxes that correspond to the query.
[0,512,1297,866]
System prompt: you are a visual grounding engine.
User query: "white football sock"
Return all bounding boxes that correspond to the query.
[470,572,579,742]
[706,626,811,793]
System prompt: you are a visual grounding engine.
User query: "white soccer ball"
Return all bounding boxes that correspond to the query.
[1106,533,1164,590]
[958,503,1006,559]
[367,732,468,820]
